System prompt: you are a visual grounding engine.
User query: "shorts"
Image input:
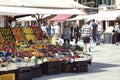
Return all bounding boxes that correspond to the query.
[83,36,91,43]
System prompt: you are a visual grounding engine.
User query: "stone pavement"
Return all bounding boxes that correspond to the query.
[33,43,120,80]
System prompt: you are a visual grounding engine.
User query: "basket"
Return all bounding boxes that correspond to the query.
[0,73,15,80]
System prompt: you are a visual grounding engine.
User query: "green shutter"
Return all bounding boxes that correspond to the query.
[105,0,111,5]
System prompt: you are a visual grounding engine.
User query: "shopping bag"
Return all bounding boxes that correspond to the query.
[90,41,96,49]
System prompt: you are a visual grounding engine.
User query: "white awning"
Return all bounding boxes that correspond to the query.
[67,14,95,21]
[0,0,89,9]
[93,10,120,20]
[67,10,120,21]
[16,14,51,21]
[0,6,86,15]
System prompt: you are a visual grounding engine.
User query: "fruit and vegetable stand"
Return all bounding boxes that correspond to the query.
[0,27,92,80]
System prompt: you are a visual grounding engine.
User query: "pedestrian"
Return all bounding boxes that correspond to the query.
[46,23,51,37]
[73,22,81,45]
[62,23,70,46]
[51,23,55,37]
[90,19,98,43]
[96,22,102,45]
[114,22,120,46]
[41,23,47,33]
[81,21,91,52]
[69,22,74,41]
[51,33,58,45]
[54,22,60,34]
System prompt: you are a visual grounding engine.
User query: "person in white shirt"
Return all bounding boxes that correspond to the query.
[51,23,55,37]
[96,22,103,45]
[54,22,60,34]
[81,21,91,52]
[41,23,47,33]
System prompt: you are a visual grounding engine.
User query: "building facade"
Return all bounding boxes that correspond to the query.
[74,0,120,14]
[78,0,115,7]
[77,0,120,8]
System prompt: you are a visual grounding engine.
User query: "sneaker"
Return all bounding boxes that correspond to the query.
[116,43,119,46]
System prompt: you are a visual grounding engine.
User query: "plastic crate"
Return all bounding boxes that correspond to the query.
[41,61,61,75]
[16,67,32,80]
[71,61,88,73]
[0,73,15,80]
[61,62,72,72]
[30,65,42,78]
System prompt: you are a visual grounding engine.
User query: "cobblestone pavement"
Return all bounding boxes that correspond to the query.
[33,43,120,80]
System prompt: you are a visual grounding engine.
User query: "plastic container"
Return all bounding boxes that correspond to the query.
[41,61,61,75]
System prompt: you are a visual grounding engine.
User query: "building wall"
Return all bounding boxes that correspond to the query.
[115,0,120,7]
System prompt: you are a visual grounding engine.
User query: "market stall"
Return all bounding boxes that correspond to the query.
[0,24,92,79]
[0,1,92,80]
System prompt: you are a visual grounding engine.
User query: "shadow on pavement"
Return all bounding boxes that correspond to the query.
[88,62,120,73]
[33,62,120,80]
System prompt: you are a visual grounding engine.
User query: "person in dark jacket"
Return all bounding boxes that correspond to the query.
[90,19,98,43]
[73,22,81,45]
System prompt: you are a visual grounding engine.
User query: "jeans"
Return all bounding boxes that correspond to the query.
[97,31,102,43]
[92,33,97,43]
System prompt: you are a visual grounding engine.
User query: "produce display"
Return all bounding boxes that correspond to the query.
[14,35,25,41]
[0,35,4,43]
[0,28,15,42]
[22,27,33,34]
[25,34,35,41]
[22,27,36,41]
[0,28,12,35]
[11,27,23,35]
[0,27,92,80]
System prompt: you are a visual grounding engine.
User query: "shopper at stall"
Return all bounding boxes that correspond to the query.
[51,23,55,37]
[62,23,70,46]
[73,22,81,45]
[54,22,60,34]
[51,33,58,45]
[81,21,91,52]
[51,33,64,46]
[41,23,47,33]
[69,22,74,41]
[46,23,51,37]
